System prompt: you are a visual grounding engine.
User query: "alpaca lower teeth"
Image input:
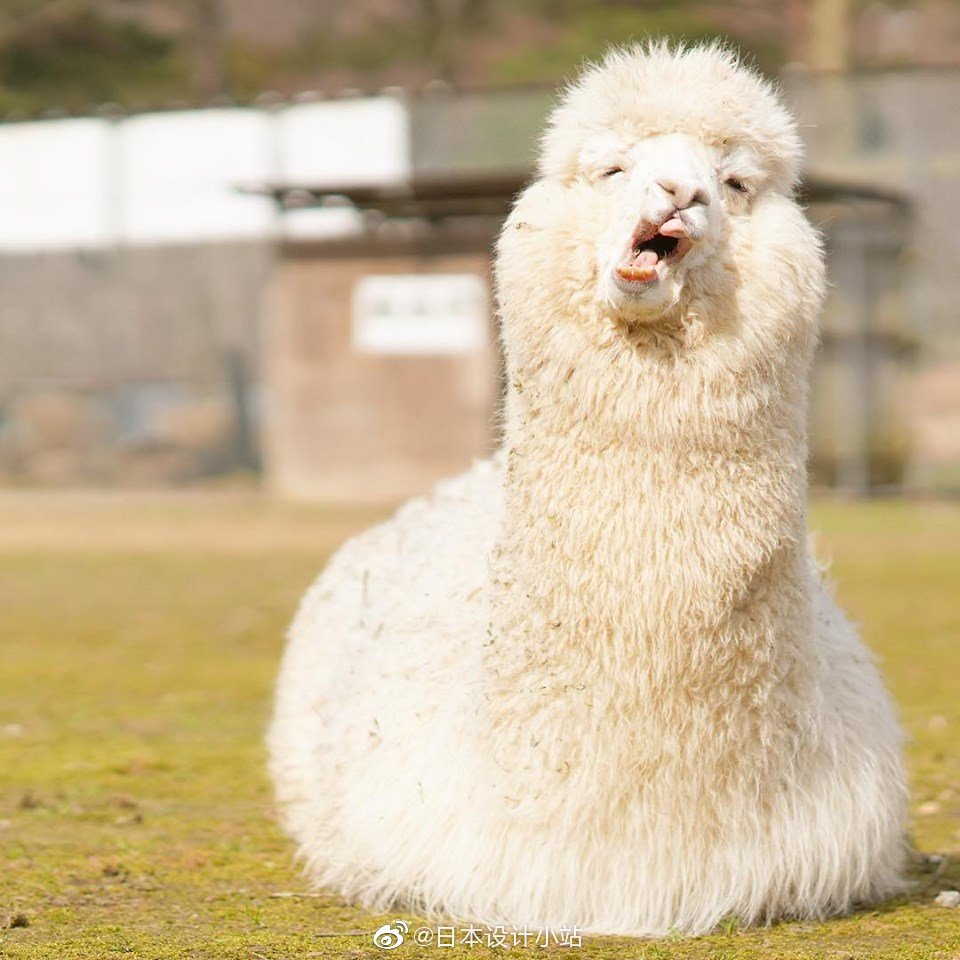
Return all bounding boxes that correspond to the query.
[617,263,658,282]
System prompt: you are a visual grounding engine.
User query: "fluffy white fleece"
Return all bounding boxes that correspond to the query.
[268,41,906,936]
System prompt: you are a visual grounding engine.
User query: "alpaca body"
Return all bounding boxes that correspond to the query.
[270,456,903,935]
[269,42,905,935]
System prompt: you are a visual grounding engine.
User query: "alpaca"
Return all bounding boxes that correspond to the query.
[268,42,906,936]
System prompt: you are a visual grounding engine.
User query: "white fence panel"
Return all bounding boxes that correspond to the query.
[0,118,111,250]
[276,97,408,185]
[120,108,276,244]
[0,95,411,250]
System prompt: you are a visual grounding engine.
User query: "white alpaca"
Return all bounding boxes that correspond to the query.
[268,42,906,936]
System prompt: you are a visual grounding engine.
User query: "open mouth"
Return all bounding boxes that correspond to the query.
[615,218,691,286]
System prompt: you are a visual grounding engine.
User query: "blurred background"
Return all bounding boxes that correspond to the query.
[0,0,958,500]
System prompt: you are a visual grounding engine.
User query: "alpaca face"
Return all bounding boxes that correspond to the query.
[586,130,740,320]
[498,44,810,332]
[579,131,775,322]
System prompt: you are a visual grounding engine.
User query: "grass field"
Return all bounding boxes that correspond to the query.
[1,493,958,959]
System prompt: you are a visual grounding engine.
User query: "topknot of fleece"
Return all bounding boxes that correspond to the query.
[539,41,803,193]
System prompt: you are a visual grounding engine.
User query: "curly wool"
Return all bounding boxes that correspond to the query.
[268,42,906,936]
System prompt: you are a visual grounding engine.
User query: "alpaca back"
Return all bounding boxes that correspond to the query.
[268,457,504,882]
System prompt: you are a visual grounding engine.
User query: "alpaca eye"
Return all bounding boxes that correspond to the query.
[602,166,624,179]
[724,177,748,194]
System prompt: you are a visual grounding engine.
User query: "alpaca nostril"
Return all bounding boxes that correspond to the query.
[656,177,709,209]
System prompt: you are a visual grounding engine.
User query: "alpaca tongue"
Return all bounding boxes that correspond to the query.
[659,216,686,238]
[632,249,659,268]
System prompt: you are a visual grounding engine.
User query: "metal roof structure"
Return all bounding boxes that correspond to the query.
[242,168,912,223]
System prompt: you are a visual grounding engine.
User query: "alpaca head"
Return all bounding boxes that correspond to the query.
[498,43,815,332]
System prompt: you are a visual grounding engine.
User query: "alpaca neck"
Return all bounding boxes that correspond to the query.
[490,392,809,678]
[485,338,815,815]
[482,319,817,791]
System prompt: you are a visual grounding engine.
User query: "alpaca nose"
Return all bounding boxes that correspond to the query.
[655,176,709,210]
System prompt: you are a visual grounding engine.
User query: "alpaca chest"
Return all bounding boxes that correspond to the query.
[493,444,805,655]
[481,443,816,809]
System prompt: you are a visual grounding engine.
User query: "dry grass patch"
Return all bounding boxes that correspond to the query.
[1,494,958,959]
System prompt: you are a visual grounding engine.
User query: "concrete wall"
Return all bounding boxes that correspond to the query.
[0,242,270,484]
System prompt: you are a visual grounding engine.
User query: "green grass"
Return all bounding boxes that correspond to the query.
[1,494,958,959]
